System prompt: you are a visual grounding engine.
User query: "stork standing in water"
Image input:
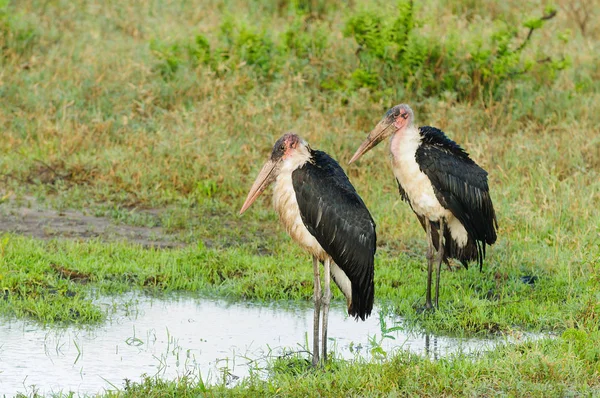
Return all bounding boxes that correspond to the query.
[240,133,376,366]
[349,104,497,310]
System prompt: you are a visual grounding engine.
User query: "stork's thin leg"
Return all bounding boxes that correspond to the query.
[312,256,321,367]
[425,219,434,310]
[321,257,332,364]
[435,219,445,309]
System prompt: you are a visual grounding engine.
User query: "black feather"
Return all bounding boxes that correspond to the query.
[415,126,498,270]
[292,150,376,320]
[396,178,477,269]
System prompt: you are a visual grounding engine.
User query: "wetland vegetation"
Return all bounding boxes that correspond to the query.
[0,0,599,396]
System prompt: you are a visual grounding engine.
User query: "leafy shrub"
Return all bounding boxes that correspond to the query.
[283,16,329,60]
[150,22,282,80]
[343,1,568,102]
[234,27,278,73]
[150,15,330,81]
[149,39,184,79]
[148,1,568,102]
[150,33,222,79]
[187,35,212,68]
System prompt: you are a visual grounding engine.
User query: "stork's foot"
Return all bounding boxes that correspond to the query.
[277,355,312,373]
[309,353,327,368]
[310,352,321,368]
[311,354,319,367]
[415,302,436,314]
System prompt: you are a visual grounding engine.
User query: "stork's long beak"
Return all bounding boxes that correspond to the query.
[239,159,278,215]
[349,119,396,164]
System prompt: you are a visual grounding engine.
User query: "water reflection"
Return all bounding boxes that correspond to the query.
[0,294,533,396]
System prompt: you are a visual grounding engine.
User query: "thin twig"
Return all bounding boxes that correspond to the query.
[33,158,69,180]
[515,10,558,52]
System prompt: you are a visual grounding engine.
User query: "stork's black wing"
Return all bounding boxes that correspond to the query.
[292,150,376,320]
[416,126,498,269]
[396,178,476,269]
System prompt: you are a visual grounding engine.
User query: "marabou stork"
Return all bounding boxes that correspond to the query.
[239,133,376,366]
[349,104,497,310]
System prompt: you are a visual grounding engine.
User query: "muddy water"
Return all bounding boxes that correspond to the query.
[0,294,531,396]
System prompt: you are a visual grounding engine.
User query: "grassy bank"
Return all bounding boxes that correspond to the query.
[1,0,599,395]
[1,233,597,334]
[109,333,600,397]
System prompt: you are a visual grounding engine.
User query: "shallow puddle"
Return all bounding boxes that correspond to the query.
[0,294,534,396]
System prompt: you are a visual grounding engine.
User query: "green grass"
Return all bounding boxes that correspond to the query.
[1,233,597,335]
[105,333,600,397]
[1,0,599,395]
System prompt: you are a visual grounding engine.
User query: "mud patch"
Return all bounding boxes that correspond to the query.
[0,205,184,249]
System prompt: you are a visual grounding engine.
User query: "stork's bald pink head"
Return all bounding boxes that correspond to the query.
[349,104,414,164]
[240,133,309,215]
[386,104,414,130]
[270,133,304,161]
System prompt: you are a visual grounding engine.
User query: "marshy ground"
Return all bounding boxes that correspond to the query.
[0,199,182,248]
[1,0,599,396]
[5,292,537,396]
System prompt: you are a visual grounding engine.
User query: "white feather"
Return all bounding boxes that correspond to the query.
[330,262,352,306]
[272,144,327,260]
[389,126,468,248]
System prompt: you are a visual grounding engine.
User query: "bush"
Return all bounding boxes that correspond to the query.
[283,16,329,60]
[150,13,333,82]
[343,1,568,102]
[148,1,568,103]
[150,21,282,80]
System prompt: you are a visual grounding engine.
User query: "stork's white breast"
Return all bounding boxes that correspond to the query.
[390,128,448,220]
[389,127,468,247]
[272,152,327,261]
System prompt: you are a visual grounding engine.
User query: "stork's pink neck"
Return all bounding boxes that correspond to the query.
[389,125,420,160]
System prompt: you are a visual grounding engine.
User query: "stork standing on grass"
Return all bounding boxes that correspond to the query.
[349,104,497,310]
[239,133,376,366]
